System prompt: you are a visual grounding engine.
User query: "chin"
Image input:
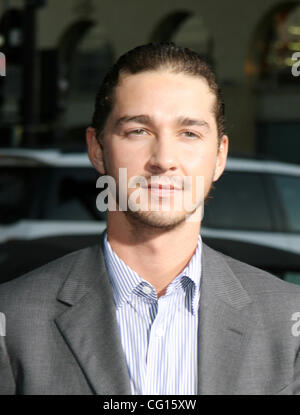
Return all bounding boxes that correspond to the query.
[125,208,196,229]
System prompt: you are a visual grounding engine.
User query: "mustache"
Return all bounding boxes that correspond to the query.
[128,175,193,190]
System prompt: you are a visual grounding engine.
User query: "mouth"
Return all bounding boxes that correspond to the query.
[142,183,182,197]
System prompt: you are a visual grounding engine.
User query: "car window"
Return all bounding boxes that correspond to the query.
[272,175,300,232]
[282,271,300,286]
[203,171,273,231]
[0,167,38,223]
[43,167,106,221]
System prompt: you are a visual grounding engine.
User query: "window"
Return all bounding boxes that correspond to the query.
[203,171,273,231]
[0,167,38,223]
[282,271,300,286]
[43,167,106,221]
[246,4,300,83]
[273,175,300,232]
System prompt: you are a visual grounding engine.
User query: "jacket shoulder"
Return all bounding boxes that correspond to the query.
[203,243,300,295]
[0,244,101,309]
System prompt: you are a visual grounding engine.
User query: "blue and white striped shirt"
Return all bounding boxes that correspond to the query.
[103,232,202,395]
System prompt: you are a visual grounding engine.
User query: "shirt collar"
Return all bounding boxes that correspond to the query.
[103,232,143,308]
[103,231,202,314]
[166,237,202,314]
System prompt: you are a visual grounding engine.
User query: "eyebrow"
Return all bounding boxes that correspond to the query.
[114,115,152,129]
[113,114,210,130]
[175,116,210,130]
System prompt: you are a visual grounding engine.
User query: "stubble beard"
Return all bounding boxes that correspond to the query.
[125,204,188,230]
[103,157,214,231]
[117,182,213,231]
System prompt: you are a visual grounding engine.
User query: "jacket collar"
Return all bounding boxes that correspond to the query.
[55,233,131,394]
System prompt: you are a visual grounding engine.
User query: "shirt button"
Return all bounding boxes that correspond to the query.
[156,327,164,337]
[142,286,152,295]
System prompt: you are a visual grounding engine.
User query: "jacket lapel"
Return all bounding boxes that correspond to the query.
[197,244,259,394]
[54,240,131,395]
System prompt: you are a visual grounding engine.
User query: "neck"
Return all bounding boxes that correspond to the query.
[106,211,201,297]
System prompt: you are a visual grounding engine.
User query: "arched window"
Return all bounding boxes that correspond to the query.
[246,3,300,164]
[246,2,300,84]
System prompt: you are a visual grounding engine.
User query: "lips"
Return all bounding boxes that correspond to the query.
[148,183,177,190]
[140,182,182,198]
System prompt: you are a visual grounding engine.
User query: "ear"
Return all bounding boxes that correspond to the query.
[86,127,106,175]
[213,135,229,182]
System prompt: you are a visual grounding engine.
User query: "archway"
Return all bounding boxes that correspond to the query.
[150,11,213,64]
[246,2,300,164]
[246,1,300,83]
[56,20,114,147]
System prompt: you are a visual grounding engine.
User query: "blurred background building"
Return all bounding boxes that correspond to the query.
[0,0,300,162]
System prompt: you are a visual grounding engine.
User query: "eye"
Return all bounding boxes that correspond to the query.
[126,129,148,136]
[181,131,199,139]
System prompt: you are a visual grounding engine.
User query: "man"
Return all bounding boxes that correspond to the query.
[1,42,300,395]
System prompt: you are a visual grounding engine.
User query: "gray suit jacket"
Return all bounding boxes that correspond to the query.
[1,235,300,395]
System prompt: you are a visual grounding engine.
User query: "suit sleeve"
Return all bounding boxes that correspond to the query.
[0,336,16,395]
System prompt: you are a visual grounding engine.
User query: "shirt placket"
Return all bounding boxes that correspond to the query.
[143,294,173,395]
[129,284,158,394]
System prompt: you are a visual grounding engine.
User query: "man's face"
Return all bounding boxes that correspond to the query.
[88,70,228,228]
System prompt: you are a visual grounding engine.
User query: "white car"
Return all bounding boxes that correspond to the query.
[0,148,300,283]
[202,157,300,284]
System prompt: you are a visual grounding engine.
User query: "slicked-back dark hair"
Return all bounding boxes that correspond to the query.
[91,42,225,142]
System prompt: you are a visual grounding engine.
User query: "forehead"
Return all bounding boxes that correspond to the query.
[111,70,216,122]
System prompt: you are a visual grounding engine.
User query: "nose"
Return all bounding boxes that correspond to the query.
[147,135,179,174]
